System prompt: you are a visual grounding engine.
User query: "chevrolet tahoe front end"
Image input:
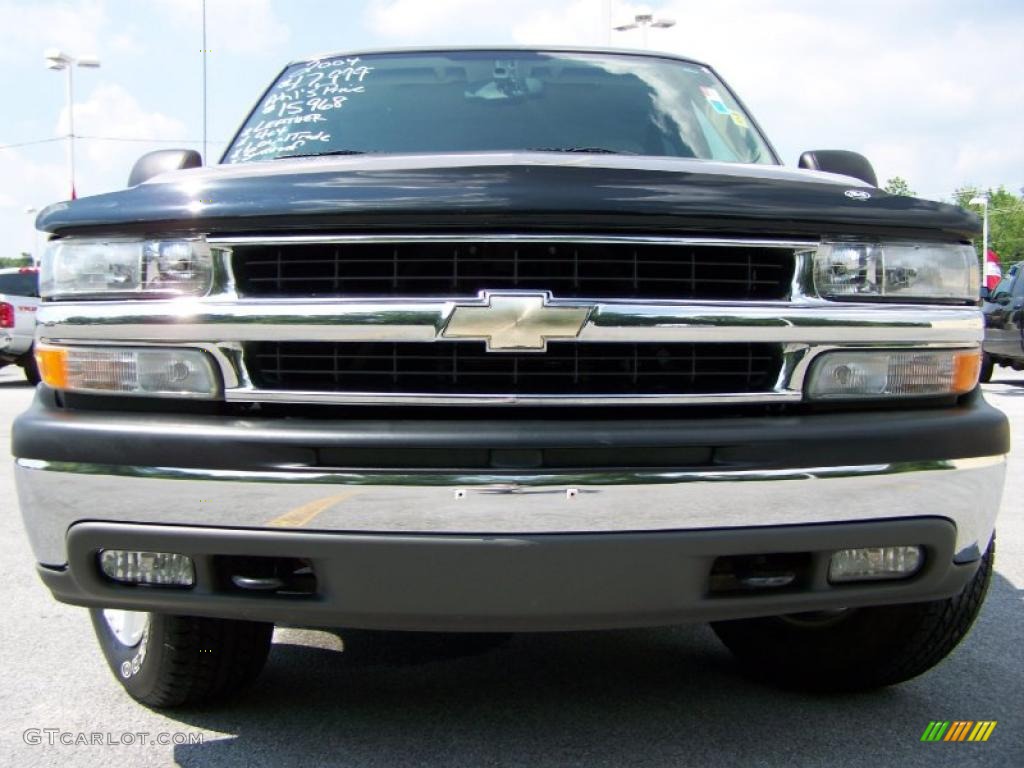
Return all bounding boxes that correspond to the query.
[14,48,1007,707]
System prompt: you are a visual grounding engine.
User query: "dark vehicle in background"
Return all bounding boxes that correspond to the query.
[981,262,1024,381]
[15,48,1007,709]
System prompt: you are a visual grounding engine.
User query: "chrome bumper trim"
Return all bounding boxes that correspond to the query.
[16,456,1005,567]
[37,300,983,345]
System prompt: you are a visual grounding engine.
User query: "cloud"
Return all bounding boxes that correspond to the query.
[510,0,612,46]
[54,82,190,192]
[109,30,144,57]
[0,0,107,62]
[0,150,65,210]
[366,0,516,40]
[0,80,193,258]
[0,147,66,257]
[154,0,290,55]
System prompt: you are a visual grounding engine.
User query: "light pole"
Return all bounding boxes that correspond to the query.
[24,207,38,265]
[969,194,989,265]
[613,13,676,48]
[44,49,101,200]
[202,0,208,163]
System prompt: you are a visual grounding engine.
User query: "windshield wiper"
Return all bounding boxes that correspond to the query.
[274,149,367,160]
[527,147,636,155]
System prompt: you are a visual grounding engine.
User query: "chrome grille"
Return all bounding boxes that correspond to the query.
[246,341,782,396]
[232,240,795,300]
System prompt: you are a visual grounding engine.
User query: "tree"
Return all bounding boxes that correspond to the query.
[883,177,915,196]
[955,186,1024,265]
[0,254,32,268]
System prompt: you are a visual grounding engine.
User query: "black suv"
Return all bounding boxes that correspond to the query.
[18,47,1007,709]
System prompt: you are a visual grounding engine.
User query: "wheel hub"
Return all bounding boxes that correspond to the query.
[102,609,149,647]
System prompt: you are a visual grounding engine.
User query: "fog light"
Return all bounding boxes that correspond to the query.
[99,550,195,587]
[36,344,220,399]
[828,546,923,583]
[807,348,980,400]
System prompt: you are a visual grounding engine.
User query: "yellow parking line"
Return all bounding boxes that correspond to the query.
[266,490,362,528]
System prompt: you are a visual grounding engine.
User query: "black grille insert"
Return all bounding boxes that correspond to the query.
[246,342,782,397]
[232,241,794,300]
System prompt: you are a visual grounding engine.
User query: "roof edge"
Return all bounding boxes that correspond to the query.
[288,45,708,69]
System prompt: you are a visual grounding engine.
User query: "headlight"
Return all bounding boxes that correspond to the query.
[813,241,978,302]
[40,237,213,299]
[807,348,980,400]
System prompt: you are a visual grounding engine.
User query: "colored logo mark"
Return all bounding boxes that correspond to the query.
[921,721,997,742]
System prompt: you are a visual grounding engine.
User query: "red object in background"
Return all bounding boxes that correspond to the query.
[985,249,1002,291]
[0,302,14,329]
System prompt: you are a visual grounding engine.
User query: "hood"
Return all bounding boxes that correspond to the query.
[36,152,978,240]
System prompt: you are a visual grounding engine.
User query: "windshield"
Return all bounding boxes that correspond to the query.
[225,51,776,165]
[0,271,38,297]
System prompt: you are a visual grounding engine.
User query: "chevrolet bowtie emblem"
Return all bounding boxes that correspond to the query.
[442,293,592,351]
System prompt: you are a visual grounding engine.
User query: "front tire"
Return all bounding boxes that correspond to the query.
[90,610,273,708]
[979,353,994,383]
[21,352,40,384]
[711,538,994,692]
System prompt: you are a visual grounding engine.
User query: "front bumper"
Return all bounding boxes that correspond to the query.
[14,390,1008,629]
[15,388,1009,564]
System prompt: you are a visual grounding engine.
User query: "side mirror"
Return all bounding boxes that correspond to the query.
[980,286,991,301]
[798,150,878,187]
[128,149,202,187]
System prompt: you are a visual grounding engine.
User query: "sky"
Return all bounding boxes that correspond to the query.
[1,0,1022,260]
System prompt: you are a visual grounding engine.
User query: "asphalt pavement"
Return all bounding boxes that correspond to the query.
[0,364,1021,767]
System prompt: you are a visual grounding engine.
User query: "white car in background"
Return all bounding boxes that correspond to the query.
[0,266,40,383]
